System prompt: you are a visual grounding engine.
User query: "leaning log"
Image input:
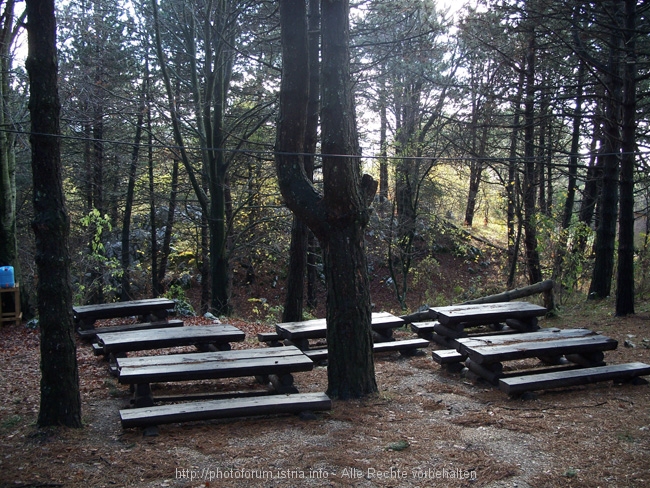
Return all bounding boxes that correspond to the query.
[462,279,555,309]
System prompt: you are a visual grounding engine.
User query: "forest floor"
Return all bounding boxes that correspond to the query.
[1,250,650,487]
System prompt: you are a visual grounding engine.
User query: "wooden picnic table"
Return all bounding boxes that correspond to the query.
[73,298,175,331]
[454,328,620,386]
[413,301,548,347]
[95,325,246,372]
[275,311,406,350]
[117,345,315,407]
[432,301,547,326]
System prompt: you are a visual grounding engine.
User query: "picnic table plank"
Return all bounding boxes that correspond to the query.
[73,298,175,329]
[96,324,245,354]
[303,338,429,362]
[464,335,618,365]
[78,319,184,340]
[431,301,547,326]
[499,362,650,395]
[119,392,332,428]
[116,346,313,385]
[276,312,405,342]
[456,328,596,349]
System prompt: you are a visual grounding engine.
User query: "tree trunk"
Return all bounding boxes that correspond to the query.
[147,107,159,297]
[506,63,525,287]
[552,59,585,289]
[282,0,319,323]
[0,0,20,279]
[121,76,147,301]
[283,217,309,322]
[522,29,543,285]
[615,0,636,316]
[323,224,377,399]
[589,1,622,300]
[157,158,179,291]
[26,0,82,428]
[276,0,377,399]
[378,80,388,202]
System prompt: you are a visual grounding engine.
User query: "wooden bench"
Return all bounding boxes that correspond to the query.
[117,346,315,406]
[257,332,283,347]
[73,298,175,330]
[499,362,650,395]
[431,349,466,365]
[452,328,624,388]
[95,325,245,356]
[276,312,406,350]
[119,392,332,428]
[303,338,430,362]
[79,319,184,340]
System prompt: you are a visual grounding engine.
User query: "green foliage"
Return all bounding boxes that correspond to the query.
[385,440,410,452]
[80,208,112,255]
[248,297,283,324]
[411,255,442,305]
[164,285,196,317]
[76,209,123,304]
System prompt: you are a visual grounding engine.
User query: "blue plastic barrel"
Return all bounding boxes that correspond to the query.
[0,266,15,288]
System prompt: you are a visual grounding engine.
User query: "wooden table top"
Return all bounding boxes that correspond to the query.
[276,312,405,340]
[96,324,245,353]
[430,301,547,326]
[456,329,617,365]
[116,346,314,384]
[73,298,175,320]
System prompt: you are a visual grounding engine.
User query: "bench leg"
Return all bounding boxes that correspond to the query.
[133,383,155,408]
[465,359,503,385]
[269,373,298,394]
[372,330,393,343]
[197,342,232,352]
[286,339,310,350]
[76,319,96,331]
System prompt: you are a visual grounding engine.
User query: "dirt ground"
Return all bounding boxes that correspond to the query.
[1,295,649,488]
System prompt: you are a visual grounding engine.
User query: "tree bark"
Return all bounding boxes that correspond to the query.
[0,0,20,276]
[589,1,622,300]
[522,28,543,285]
[26,0,82,428]
[282,0,319,323]
[276,0,377,399]
[157,158,179,291]
[616,0,636,316]
[121,75,147,301]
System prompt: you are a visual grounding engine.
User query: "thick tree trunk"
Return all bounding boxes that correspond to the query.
[522,29,543,285]
[589,2,622,300]
[323,225,377,399]
[616,0,636,316]
[276,0,377,398]
[26,0,82,428]
[506,64,525,286]
[282,0,319,322]
[283,217,309,322]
